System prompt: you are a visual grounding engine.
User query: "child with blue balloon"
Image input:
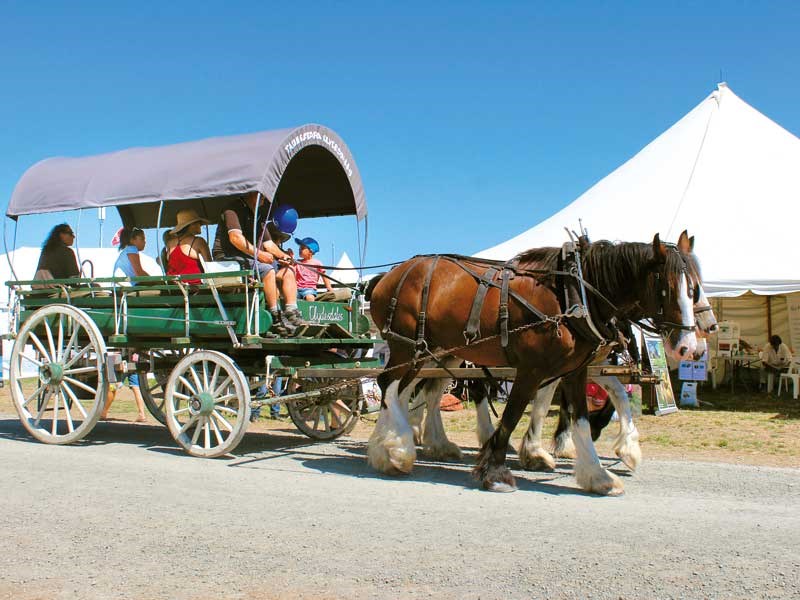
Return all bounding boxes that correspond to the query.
[212,191,305,335]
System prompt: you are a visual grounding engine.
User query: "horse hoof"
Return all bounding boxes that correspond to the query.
[616,444,642,471]
[422,441,462,462]
[576,467,625,496]
[474,463,517,493]
[367,430,416,475]
[486,481,517,493]
[554,445,577,460]
[554,433,577,459]
[518,446,556,472]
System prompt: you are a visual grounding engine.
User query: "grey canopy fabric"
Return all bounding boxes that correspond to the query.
[7,124,366,227]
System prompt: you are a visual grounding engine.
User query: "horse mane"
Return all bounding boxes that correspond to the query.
[514,239,694,302]
[514,247,560,283]
[585,240,693,303]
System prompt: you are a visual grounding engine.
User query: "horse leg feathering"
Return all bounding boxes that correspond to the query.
[473,369,543,493]
[367,379,417,475]
[562,372,624,496]
[518,379,559,472]
[596,375,642,471]
[420,357,463,461]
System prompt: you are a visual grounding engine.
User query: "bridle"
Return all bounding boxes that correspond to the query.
[637,247,697,337]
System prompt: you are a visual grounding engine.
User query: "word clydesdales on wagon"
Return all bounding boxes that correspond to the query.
[4,125,381,457]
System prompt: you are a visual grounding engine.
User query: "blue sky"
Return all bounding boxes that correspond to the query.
[1,1,798,268]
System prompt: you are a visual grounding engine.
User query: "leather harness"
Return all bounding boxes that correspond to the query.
[379,243,620,367]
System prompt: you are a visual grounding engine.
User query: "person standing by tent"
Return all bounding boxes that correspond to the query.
[35,224,80,282]
[762,335,792,393]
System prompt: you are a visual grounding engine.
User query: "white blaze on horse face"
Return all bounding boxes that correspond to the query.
[694,283,718,334]
[666,273,698,361]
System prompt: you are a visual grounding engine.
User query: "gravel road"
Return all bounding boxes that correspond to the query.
[1,415,798,600]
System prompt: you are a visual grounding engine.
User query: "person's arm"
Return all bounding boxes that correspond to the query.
[127,252,149,277]
[779,344,792,364]
[228,230,274,264]
[262,239,292,262]
[321,273,334,292]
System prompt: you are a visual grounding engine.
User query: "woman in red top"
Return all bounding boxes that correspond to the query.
[167,209,211,284]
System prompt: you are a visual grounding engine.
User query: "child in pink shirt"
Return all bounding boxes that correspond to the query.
[294,237,333,300]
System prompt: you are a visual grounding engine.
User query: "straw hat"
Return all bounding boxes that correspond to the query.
[170,209,210,235]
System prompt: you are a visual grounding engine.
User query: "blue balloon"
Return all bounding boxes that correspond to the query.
[273,204,298,234]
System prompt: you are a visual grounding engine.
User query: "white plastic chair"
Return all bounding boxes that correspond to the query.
[777,360,800,400]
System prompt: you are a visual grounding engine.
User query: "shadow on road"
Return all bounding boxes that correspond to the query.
[0,417,628,497]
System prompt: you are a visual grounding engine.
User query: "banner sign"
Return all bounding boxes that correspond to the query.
[643,334,678,416]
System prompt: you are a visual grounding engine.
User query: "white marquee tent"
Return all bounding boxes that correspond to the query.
[333,251,359,284]
[477,84,800,349]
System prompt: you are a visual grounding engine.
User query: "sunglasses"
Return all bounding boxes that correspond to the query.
[64,231,75,236]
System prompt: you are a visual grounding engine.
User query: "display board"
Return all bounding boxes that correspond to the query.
[643,334,678,416]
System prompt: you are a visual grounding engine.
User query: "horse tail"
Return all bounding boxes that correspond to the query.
[364,272,386,301]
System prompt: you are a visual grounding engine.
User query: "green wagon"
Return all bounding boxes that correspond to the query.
[4,125,380,457]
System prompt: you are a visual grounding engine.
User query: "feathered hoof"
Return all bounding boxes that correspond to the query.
[575,466,625,496]
[518,444,556,472]
[473,461,517,493]
[614,441,642,471]
[554,432,577,460]
[367,430,416,475]
[422,440,463,461]
[486,481,517,493]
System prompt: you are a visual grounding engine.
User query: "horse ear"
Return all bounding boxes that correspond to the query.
[677,230,692,254]
[652,233,667,263]
[689,235,695,252]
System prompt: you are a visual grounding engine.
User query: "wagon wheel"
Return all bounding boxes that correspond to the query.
[9,304,107,444]
[164,350,250,458]
[286,377,361,441]
[137,349,190,425]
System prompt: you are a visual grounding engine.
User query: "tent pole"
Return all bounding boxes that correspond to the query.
[3,218,20,281]
[156,201,164,271]
[766,296,773,339]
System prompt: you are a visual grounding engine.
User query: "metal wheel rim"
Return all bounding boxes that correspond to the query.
[164,350,250,457]
[9,304,107,444]
[138,348,190,425]
[286,377,361,441]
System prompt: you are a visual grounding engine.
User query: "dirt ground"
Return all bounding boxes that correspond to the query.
[5,380,794,467]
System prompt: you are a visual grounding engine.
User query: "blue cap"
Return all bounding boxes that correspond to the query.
[295,237,319,254]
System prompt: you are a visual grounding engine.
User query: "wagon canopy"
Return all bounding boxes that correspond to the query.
[7,124,366,227]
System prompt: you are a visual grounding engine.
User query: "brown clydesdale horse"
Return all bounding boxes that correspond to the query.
[366,234,700,496]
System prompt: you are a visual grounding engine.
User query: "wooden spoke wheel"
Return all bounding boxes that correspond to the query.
[286,377,361,441]
[164,350,250,458]
[9,304,107,444]
[137,349,190,425]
